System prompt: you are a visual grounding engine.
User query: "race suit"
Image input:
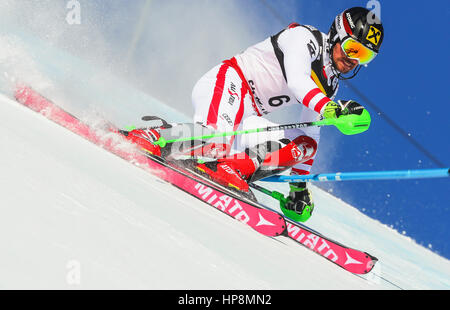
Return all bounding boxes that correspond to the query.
[192,23,339,175]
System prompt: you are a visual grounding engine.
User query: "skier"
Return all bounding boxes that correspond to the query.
[123,7,384,221]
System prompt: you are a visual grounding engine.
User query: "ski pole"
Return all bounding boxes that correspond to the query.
[153,113,370,148]
[250,183,287,204]
[152,121,322,148]
[260,168,450,183]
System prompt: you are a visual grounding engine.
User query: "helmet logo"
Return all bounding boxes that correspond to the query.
[345,12,356,28]
[366,26,381,45]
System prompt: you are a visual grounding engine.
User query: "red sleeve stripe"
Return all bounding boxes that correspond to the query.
[314,97,331,114]
[302,88,322,108]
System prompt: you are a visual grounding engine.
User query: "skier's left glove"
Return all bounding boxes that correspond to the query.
[280,182,314,222]
[323,100,365,119]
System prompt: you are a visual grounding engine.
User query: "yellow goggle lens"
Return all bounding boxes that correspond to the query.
[341,38,377,65]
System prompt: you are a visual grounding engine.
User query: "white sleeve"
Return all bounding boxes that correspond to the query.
[277,27,331,114]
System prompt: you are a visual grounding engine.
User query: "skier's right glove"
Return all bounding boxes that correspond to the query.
[323,100,365,119]
[280,182,314,222]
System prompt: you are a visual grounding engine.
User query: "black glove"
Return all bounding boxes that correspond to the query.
[284,182,314,215]
[323,100,365,119]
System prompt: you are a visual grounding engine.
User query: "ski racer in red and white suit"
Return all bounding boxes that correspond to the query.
[125,8,383,220]
[191,25,336,216]
[189,7,384,219]
[192,24,336,176]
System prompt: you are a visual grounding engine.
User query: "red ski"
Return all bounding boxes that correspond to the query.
[14,85,377,274]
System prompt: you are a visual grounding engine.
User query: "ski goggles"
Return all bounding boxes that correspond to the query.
[340,37,377,65]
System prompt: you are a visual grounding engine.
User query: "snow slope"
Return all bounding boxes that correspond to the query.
[1,92,449,290]
[0,12,449,289]
[0,93,366,289]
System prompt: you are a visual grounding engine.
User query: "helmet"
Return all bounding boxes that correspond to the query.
[329,7,384,53]
[329,7,384,78]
